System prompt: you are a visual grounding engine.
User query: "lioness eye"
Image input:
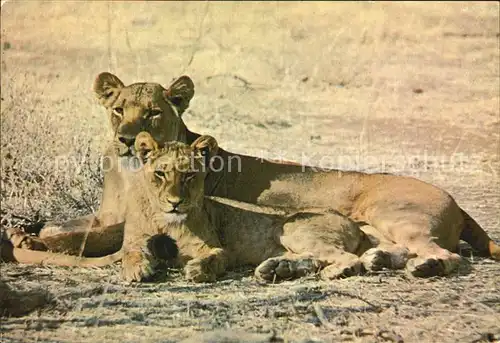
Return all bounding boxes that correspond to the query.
[113,107,124,116]
[154,170,165,179]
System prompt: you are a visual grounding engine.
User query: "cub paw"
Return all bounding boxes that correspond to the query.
[122,250,156,282]
[255,257,321,282]
[185,258,217,283]
[320,259,365,280]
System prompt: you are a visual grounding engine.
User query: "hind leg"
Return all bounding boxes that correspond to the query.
[355,181,467,277]
[41,222,124,257]
[363,215,463,277]
[404,241,462,277]
[369,225,462,277]
[260,212,370,281]
[5,223,124,258]
[255,251,363,281]
[387,222,462,277]
[40,214,101,238]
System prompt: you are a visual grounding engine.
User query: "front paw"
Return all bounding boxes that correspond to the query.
[4,228,47,251]
[185,258,217,283]
[122,250,156,282]
[320,259,365,280]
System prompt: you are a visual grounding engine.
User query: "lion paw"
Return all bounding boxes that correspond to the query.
[185,258,217,283]
[360,248,392,271]
[4,228,47,251]
[122,250,156,282]
[320,259,365,280]
[406,253,461,277]
[361,246,409,271]
[254,257,321,282]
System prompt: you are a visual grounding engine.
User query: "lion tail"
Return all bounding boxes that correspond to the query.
[460,209,500,260]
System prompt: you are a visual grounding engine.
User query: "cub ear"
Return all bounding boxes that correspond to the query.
[134,132,159,162]
[191,135,219,168]
[93,72,125,107]
[163,76,195,116]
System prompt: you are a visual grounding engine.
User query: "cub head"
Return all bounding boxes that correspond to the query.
[94,72,195,157]
[134,132,218,222]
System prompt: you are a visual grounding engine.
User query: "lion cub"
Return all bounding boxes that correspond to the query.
[124,133,407,283]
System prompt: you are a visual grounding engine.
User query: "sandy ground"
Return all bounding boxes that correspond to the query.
[1,2,499,342]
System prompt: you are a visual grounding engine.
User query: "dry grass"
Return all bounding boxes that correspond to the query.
[1,2,499,342]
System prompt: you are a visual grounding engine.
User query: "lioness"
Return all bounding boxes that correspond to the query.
[35,72,498,278]
[39,72,196,239]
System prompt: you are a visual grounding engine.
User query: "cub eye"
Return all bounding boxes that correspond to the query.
[113,107,124,117]
[154,170,166,179]
[147,109,162,119]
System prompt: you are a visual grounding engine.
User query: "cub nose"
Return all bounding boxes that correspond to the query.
[118,136,135,147]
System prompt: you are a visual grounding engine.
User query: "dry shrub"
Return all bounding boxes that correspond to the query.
[1,70,105,231]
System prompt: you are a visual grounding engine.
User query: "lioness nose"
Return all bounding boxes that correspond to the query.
[168,199,183,209]
[118,136,135,147]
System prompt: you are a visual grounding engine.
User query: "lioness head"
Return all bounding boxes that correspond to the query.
[94,72,194,157]
[134,132,218,223]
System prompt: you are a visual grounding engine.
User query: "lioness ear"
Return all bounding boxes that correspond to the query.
[93,72,125,107]
[191,135,219,169]
[135,132,159,162]
[163,76,194,116]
